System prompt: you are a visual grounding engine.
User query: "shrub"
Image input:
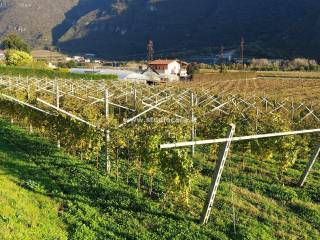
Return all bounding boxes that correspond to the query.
[287,58,318,71]
[250,58,271,70]
[5,50,33,66]
[57,60,78,69]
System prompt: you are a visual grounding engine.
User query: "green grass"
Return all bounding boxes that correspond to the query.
[0,145,68,239]
[0,120,319,239]
[0,66,117,80]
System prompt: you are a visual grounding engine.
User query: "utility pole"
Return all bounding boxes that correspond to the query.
[220,45,225,73]
[147,39,154,63]
[240,37,245,70]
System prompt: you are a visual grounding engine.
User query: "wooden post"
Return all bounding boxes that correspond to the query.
[104,89,111,174]
[265,98,268,112]
[27,84,31,101]
[200,124,236,224]
[125,81,128,103]
[291,101,294,122]
[255,107,259,132]
[298,144,320,187]
[9,77,12,90]
[29,122,33,133]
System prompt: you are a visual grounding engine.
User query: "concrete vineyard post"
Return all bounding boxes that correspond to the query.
[191,92,195,156]
[298,144,320,187]
[105,89,111,174]
[133,88,137,109]
[200,124,235,224]
[56,81,61,149]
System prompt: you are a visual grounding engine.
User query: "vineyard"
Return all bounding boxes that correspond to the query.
[191,72,320,102]
[0,73,319,239]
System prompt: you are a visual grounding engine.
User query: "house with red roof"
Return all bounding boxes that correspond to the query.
[149,59,188,79]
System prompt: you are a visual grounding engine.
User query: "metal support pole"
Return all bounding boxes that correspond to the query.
[298,144,320,187]
[105,89,111,174]
[160,128,320,149]
[200,124,236,224]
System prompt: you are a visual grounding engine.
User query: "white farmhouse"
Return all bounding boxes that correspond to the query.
[149,59,188,79]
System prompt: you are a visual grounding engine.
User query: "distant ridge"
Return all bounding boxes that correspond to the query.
[0,0,319,60]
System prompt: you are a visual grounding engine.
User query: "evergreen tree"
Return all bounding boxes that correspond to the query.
[2,34,30,53]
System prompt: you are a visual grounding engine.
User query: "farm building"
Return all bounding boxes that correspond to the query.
[142,67,161,83]
[70,68,148,83]
[124,73,149,84]
[149,59,188,78]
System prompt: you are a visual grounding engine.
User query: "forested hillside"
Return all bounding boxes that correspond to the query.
[1,1,320,58]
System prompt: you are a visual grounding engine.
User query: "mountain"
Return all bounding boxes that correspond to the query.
[1,0,320,60]
[0,0,78,47]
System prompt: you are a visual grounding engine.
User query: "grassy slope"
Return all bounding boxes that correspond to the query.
[0,120,319,239]
[0,145,68,239]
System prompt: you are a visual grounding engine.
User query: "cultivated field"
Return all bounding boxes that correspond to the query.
[177,71,320,103]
